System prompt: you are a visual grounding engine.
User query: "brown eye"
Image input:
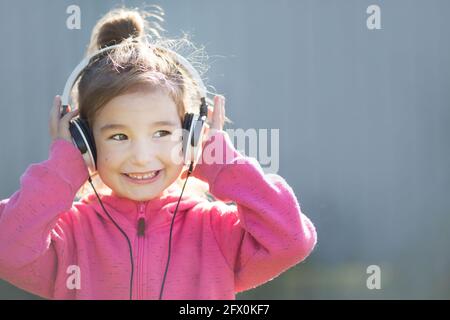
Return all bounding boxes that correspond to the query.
[154,130,171,138]
[110,134,128,141]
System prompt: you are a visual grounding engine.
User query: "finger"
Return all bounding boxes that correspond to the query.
[211,95,222,130]
[219,95,225,128]
[50,95,60,119]
[60,104,72,118]
[206,106,214,123]
[64,108,79,121]
[203,125,210,140]
[59,109,79,130]
[57,109,78,140]
[49,95,61,135]
[215,95,226,130]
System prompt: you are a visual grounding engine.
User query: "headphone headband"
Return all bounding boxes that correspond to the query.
[61,41,208,113]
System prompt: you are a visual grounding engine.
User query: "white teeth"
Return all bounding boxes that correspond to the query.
[126,171,158,180]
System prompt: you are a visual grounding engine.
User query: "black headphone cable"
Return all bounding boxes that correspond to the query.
[87,160,194,300]
[159,161,194,300]
[88,176,135,300]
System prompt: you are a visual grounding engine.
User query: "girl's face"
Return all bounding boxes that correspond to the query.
[92,87,184,201]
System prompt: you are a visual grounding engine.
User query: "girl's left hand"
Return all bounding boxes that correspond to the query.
[203,95,226,145]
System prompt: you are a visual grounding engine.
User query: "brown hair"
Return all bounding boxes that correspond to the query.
[73,5,226,201]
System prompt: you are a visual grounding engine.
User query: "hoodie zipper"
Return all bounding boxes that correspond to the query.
[136,202,146,300]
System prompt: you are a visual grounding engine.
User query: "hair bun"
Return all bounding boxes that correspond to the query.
[87,8,146,54]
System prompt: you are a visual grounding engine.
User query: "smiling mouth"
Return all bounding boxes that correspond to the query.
[122,170,162,182]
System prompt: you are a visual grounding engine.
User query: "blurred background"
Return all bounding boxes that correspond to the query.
[0,0,449,299]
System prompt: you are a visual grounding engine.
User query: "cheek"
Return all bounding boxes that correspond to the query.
[98,153,111,166]
[97,154,121,186]
[100,157,114,172]
[160,141,183,164]
[99,157,122,174]
[97,146,120,169]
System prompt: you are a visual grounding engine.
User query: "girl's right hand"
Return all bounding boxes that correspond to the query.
[49,95,79,144]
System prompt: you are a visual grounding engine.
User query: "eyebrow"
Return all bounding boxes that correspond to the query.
[100,121,178,132]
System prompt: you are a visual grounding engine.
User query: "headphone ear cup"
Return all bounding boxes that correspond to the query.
[182,113,194,159]
[69,118,97,173]
[182,113,194,131]
[182,112,206,166]
[190,116,204,148]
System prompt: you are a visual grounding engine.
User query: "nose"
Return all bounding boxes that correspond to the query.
[130,139,158,166]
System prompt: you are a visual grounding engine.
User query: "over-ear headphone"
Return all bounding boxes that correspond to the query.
[60,41,211,300]
[60,42,209,174]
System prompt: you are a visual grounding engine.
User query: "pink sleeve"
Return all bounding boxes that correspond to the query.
[192,130,317,293]
[0,139,89,298]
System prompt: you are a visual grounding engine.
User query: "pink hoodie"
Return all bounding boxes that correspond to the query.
[0,130,317,300]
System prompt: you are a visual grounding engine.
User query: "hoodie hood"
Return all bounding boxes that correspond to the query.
[78,182,205,233]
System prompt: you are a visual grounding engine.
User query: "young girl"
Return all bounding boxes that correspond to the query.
[0,7,317,300]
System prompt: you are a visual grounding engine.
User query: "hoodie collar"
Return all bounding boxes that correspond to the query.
[80,182,203,231]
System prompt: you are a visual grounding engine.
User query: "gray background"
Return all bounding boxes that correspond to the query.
[0,0,449,299]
